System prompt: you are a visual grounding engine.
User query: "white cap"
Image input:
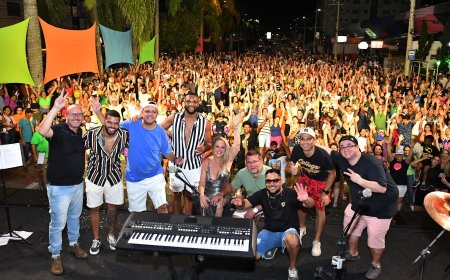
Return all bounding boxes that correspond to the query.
[299,127,316,138]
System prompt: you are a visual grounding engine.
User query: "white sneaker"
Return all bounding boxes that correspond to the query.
[311,240,321,257]
[90,239,101,255]
[288,268,298,280]
[107,235,117,250]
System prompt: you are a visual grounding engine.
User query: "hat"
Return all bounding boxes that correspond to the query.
[299,127,316,138]
[339,135,358,146]
[141,101,158,113]
[376,135,384,141]
[395,149,404,155]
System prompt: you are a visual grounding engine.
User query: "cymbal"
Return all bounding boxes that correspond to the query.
[424,191,450,231]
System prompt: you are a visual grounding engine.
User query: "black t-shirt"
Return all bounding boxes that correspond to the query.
[46,123,85,185]
[290,146,334,181]
[331,151,398,219]
[389,159,408,185]
[248,188,301,232]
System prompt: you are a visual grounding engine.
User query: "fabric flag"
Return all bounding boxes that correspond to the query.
[139,37,156,64]
[195,37,203,53]
[39,18,98,84]
[99,25,134,69]
[0,19,35,86]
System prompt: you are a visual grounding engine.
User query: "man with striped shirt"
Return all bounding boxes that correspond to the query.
[161,92,212,215]
[84,109,129,255]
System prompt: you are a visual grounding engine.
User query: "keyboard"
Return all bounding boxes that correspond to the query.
[116,212,257,259]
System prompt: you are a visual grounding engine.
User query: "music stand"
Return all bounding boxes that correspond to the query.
[0,143,32,245]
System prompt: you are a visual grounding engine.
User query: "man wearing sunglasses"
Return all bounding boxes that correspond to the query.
[231,168,308,280]
[317,135,398,280]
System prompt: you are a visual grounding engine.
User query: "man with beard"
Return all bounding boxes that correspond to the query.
[231,169,307,280]
[83,109,129,255]
[286,128,336,257]
[39,91,88,275]
[94,101,178,215]
[161,92,212,215]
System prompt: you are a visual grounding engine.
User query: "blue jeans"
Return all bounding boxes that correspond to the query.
[47,183,83,256]
[406,174,415,206]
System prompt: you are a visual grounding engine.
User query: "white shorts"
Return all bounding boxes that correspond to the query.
[397,185,407,198]
[126,173,167,212]
[258,134,271,148]
[85,179,124,208]
[169,164,201,193]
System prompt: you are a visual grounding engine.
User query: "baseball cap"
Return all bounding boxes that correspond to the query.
[141,101,158,113]
[376,135,384,141]
[299,127,316,138]
[395,149,404,155]
[339,135,358,146]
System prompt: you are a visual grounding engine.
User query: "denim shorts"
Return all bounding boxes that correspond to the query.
[256,228,299,259]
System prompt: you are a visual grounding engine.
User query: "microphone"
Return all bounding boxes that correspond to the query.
[168,165,181,173]
[359,188,372,199]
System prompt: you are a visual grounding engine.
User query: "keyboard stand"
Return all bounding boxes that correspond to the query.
[167,254,204,280]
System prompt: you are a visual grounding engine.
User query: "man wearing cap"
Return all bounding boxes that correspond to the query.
[161,92,212,215]
[286,127,336,257]
[93,100,178,214]
[317,135,398,279]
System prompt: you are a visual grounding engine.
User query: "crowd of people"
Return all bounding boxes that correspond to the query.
[1,51,450,279]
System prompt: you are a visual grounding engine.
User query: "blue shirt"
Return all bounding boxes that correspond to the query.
[121,120,172,182]
[19,118,36,142]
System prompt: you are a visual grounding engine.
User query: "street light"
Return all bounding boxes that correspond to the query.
[436,60,441,82]
[302,16,306,50]
[313,8,322,54]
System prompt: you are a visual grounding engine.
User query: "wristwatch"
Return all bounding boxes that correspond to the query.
[253,207,259,214]
[322,189,330,195]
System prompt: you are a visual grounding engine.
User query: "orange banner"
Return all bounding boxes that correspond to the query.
[39,18,98,84]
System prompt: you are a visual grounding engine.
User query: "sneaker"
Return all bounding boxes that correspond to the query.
[344,251,361,261]
[288,268,298,280]
[299,227,307,238]
[68,243,88,259]
[365,264,381,279]
[311,240,321,257]
[107,235,117,250]
[264,247,278,260]
[90,239,101,255]
[51,255,63,275]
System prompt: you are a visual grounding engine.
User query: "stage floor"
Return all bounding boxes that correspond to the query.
[1,188,450,280]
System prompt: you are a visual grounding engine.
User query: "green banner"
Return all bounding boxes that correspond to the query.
[139,36,156,64]
[0,19,35,86]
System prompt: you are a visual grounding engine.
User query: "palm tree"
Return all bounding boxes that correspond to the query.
[23,0,43,86]
[84,0,104,75]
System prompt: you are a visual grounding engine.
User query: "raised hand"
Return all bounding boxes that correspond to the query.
[294,183,309,202]
[53,91,67,111]
[90,95,101,113]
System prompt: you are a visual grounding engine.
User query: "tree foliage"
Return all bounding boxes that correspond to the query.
[436,18,450,74]
[416,20,434,60]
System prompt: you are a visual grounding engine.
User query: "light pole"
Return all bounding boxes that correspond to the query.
[436,60,441,82]
[313,8,321,54]
[302,16,306,50]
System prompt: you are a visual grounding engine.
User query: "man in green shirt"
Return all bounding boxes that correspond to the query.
[31,124,49,187]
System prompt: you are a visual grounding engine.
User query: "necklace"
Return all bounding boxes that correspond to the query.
[267,189,283,210]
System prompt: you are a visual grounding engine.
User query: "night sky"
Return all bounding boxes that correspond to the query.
[237,0,315,34]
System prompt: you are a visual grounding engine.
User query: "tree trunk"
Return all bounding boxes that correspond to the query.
[92,4,104,75]
[23,0,43,86]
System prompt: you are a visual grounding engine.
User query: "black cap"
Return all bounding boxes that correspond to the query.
[339,135,358,146]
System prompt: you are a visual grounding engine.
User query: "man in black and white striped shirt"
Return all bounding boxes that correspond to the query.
[161,92,212,215]
[84,109,129,255]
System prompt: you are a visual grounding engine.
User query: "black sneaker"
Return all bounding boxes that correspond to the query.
[344,251,361,261]
[264,247,278,260]
[89,239,101,255]
[365,264,381,279]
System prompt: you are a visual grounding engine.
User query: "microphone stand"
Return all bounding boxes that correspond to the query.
[174,170,201,216]
[413,229,446,280]
[314,199,368,280]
